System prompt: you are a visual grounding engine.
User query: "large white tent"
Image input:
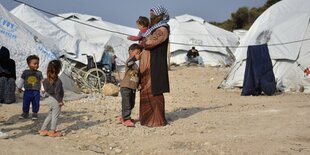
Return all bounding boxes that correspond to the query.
[10,4,107,65]
[168,14,239,66]
[50,13,138,66]
[11,4,78,56]
[220,0,310,93]
[0,4,63,78]
[50,13,138,44]
[233,29,248,43]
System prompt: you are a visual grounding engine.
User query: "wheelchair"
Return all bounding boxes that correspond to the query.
[80,54,117,89]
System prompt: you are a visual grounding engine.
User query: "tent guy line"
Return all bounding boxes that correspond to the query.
[12,0,131,36]
[12,0,310,49]
[171,37,310,49]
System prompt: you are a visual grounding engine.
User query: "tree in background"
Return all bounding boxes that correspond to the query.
[210,0,281,31]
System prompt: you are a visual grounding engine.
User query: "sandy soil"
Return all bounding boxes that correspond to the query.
[0,66,310,155]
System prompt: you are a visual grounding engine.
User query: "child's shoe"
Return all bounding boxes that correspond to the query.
[122,119,135,127]
[47,131,63,137]
[119,117,134,124]
[38,130,49,136]
[32,113,38,120]
[19,113,29,119]
[119,117,125,123]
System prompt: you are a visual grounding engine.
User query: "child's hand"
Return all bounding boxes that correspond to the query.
[59,102,64,107]
[41,90,47,98]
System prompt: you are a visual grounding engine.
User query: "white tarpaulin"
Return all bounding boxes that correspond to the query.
[0,4,63,78]
[50,13,138,66]
[168,14,239,66]
[10,4,106,65]
[220,0,310,93]
[51,13,138,44]
[11,4,78,55]
[233,29,248,43]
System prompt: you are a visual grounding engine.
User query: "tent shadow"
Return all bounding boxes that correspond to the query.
[166,104,230,123]
[1,110,105,138]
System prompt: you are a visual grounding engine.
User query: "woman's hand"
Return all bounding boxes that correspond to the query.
[139,39,146,47]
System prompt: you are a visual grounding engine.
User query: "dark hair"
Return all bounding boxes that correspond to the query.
[128,43,143,53]
[47,60,62,84]
[136,16,149,27]
[192,47,195,49]
[26,55,39,65]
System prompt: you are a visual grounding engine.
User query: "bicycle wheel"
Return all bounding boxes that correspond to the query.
[83,68,107,89]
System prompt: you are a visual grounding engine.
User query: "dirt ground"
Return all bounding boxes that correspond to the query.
[0,65,310,155]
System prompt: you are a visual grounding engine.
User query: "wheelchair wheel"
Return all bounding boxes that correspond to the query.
[83,68,107,89]
[77,66,88,77]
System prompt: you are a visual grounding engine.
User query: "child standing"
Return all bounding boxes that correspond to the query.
[38,60,64,137]
[119,43,143,127]
[127,16,149,41]
[17,55,43,120]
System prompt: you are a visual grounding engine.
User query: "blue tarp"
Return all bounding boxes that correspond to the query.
[241,44,276,96]
[101,52,112,70]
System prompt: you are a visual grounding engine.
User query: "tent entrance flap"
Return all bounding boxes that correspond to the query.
[241,44,276,96]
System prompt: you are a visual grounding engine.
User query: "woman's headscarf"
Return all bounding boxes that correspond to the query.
[142,5,170,37]
[0,46,10,64]
[0,46,16,79]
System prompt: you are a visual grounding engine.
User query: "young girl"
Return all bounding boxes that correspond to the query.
[38,60,64,137]
[127,16,149,41]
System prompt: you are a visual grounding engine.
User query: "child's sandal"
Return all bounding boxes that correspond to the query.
[38,130,49,136]
[47,131,63,137]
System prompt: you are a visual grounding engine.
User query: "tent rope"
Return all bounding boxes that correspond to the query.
[12,0,132,36]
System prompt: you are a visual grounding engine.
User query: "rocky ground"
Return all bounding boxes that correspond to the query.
[0,65,310,155]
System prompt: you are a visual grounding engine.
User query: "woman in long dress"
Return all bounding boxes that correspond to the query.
[139,6,170,127]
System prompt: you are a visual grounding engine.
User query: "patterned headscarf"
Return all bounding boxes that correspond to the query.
[142,5,170,37]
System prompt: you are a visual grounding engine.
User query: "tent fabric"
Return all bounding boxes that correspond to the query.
[12,7,135,67]
[233,29,248,43]
[50,13,138,44]
[168,14,239,66]
[50,13,137,67]
[241,44,276,96]
[220,0,310,93]
[11,4,78,55]
[10,4,106,65]
[0,4,62,79]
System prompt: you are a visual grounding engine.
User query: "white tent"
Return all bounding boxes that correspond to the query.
[233,29,248,42]
[0,4,63,78]
[220,0,310,93]
[50,13,138,66]
[11,4,77,55]
[50,13,138,44]
[10,4,106,65]
[168,14,239,66]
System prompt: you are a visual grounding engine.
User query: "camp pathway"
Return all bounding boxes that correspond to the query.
[0,66,310,155]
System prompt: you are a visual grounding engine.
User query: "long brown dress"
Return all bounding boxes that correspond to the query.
[139,27,169,127]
